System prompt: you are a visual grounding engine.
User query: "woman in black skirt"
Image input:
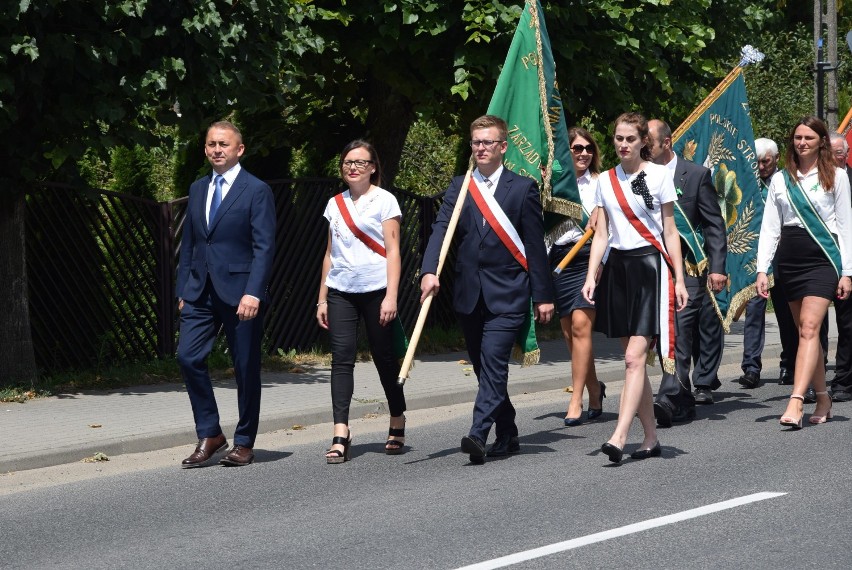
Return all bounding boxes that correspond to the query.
[550,127,606,426]
[755,116,852,428]
[582,113,688,463]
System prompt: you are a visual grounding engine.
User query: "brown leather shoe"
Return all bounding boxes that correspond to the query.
[181,434,228,469]
[220,445,254,467]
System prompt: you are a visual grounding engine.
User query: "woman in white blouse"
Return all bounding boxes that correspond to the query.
[550,127,606,426]
[316,140,407,462]
[582,113,688,463]
[755,116,852,428]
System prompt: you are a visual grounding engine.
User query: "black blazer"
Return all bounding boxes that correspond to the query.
[421,168,553,314]
[673,156,727,281]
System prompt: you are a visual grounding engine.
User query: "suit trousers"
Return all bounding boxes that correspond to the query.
[741,295,766,374]
[656,277,720,413]
[177,278,264,447]
[326,288,406,425]
[459,296,525,444]
[831,297,852,392]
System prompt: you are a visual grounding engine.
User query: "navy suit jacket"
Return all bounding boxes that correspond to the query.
[422,168,553,314]
[176,167,276,306]
[673,157,727,282]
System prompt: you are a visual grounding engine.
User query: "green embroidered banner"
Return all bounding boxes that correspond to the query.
[672,67,763,332]
[486,0,581,230]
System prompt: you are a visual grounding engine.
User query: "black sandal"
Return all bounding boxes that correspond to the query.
[326,431,352,464]
[385,419,406,455]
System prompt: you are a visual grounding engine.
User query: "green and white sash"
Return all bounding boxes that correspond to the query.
[673,202,707,277]
[782,171,841,278]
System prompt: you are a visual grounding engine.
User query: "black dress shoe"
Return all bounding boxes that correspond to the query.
[181,434,228,469]
[693,388,714,404]
[672,406,696,422]
[778,368,793,385]
[737,371,760,389]
[601,442,623,464]
[803,387,817,404]
[653,402,673,428]
[487,435,520,457]
[630,441,662,460]
[831,389,852,402]
[461,435,486,464]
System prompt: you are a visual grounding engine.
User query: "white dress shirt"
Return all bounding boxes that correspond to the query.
[756,166,852,276]
[206,163,242,226]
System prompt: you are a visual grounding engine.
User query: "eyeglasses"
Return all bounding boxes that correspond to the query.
[342,159,374,169]
[834,150,848,157]
[470,140,504,148]
[571,144,595,155]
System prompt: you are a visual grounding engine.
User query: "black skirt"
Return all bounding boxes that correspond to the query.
[594,245,661,338]
[549,242,595,316]
[775,226,838,301]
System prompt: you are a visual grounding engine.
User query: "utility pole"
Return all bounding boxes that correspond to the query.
[814,0,839,130]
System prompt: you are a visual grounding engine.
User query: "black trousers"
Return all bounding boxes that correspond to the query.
[327,288,406,425]
[832,297,852,392]
[656,275,722,412]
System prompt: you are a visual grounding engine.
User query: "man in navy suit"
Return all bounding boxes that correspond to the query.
[420,115,554,464]
[176,121,276,468]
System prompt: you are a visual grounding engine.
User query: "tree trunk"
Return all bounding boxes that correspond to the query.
[0,190,38,386]
[365,76,417,188]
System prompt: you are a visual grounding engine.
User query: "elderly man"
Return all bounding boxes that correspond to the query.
[830,133,852,401]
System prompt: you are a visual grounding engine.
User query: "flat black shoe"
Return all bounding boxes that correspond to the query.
[461,435,486,464]
[601,442,623,464]
[487,435,520,457]
[737,371,760,389]
[672,406,696,422]
[653,402,673,428]
[630,441,662,460]
[693,388,714,405]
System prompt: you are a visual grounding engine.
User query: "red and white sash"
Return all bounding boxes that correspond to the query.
[467,179,528,271]
[334,192,386,258]
[607,168,676,370]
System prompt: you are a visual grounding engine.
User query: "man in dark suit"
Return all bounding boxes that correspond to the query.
[646,120,727,426]
[176,121,276,468]
[420,115,554,463]
[830,132,852,401]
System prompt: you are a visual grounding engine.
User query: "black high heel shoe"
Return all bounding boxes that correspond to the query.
[587,382,607,421]
[325,430,352,464]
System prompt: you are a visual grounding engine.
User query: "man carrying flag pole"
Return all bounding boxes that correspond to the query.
[420,115,554,464]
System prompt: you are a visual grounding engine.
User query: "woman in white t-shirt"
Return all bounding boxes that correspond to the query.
[316,140,406,463]
[582,113,688,463]
[549,127,606,426]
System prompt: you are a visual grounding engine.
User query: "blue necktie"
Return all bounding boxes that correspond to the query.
[209,174,223,227]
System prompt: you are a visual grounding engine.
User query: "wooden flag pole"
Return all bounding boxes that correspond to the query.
[397,160,475,386]
[552,227,594,275]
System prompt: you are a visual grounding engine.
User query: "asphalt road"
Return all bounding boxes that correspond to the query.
[2,362,850,570]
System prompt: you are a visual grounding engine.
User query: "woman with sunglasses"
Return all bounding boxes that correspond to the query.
[316,140,407,463]
[549,127,607,426]
[755,116,852,428]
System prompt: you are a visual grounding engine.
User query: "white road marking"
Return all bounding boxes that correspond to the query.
[454,492,786,570]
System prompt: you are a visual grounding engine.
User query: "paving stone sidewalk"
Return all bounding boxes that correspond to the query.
[3,309,833,473]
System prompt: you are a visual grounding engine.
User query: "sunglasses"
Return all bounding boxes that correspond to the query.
[571,144,595,155]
